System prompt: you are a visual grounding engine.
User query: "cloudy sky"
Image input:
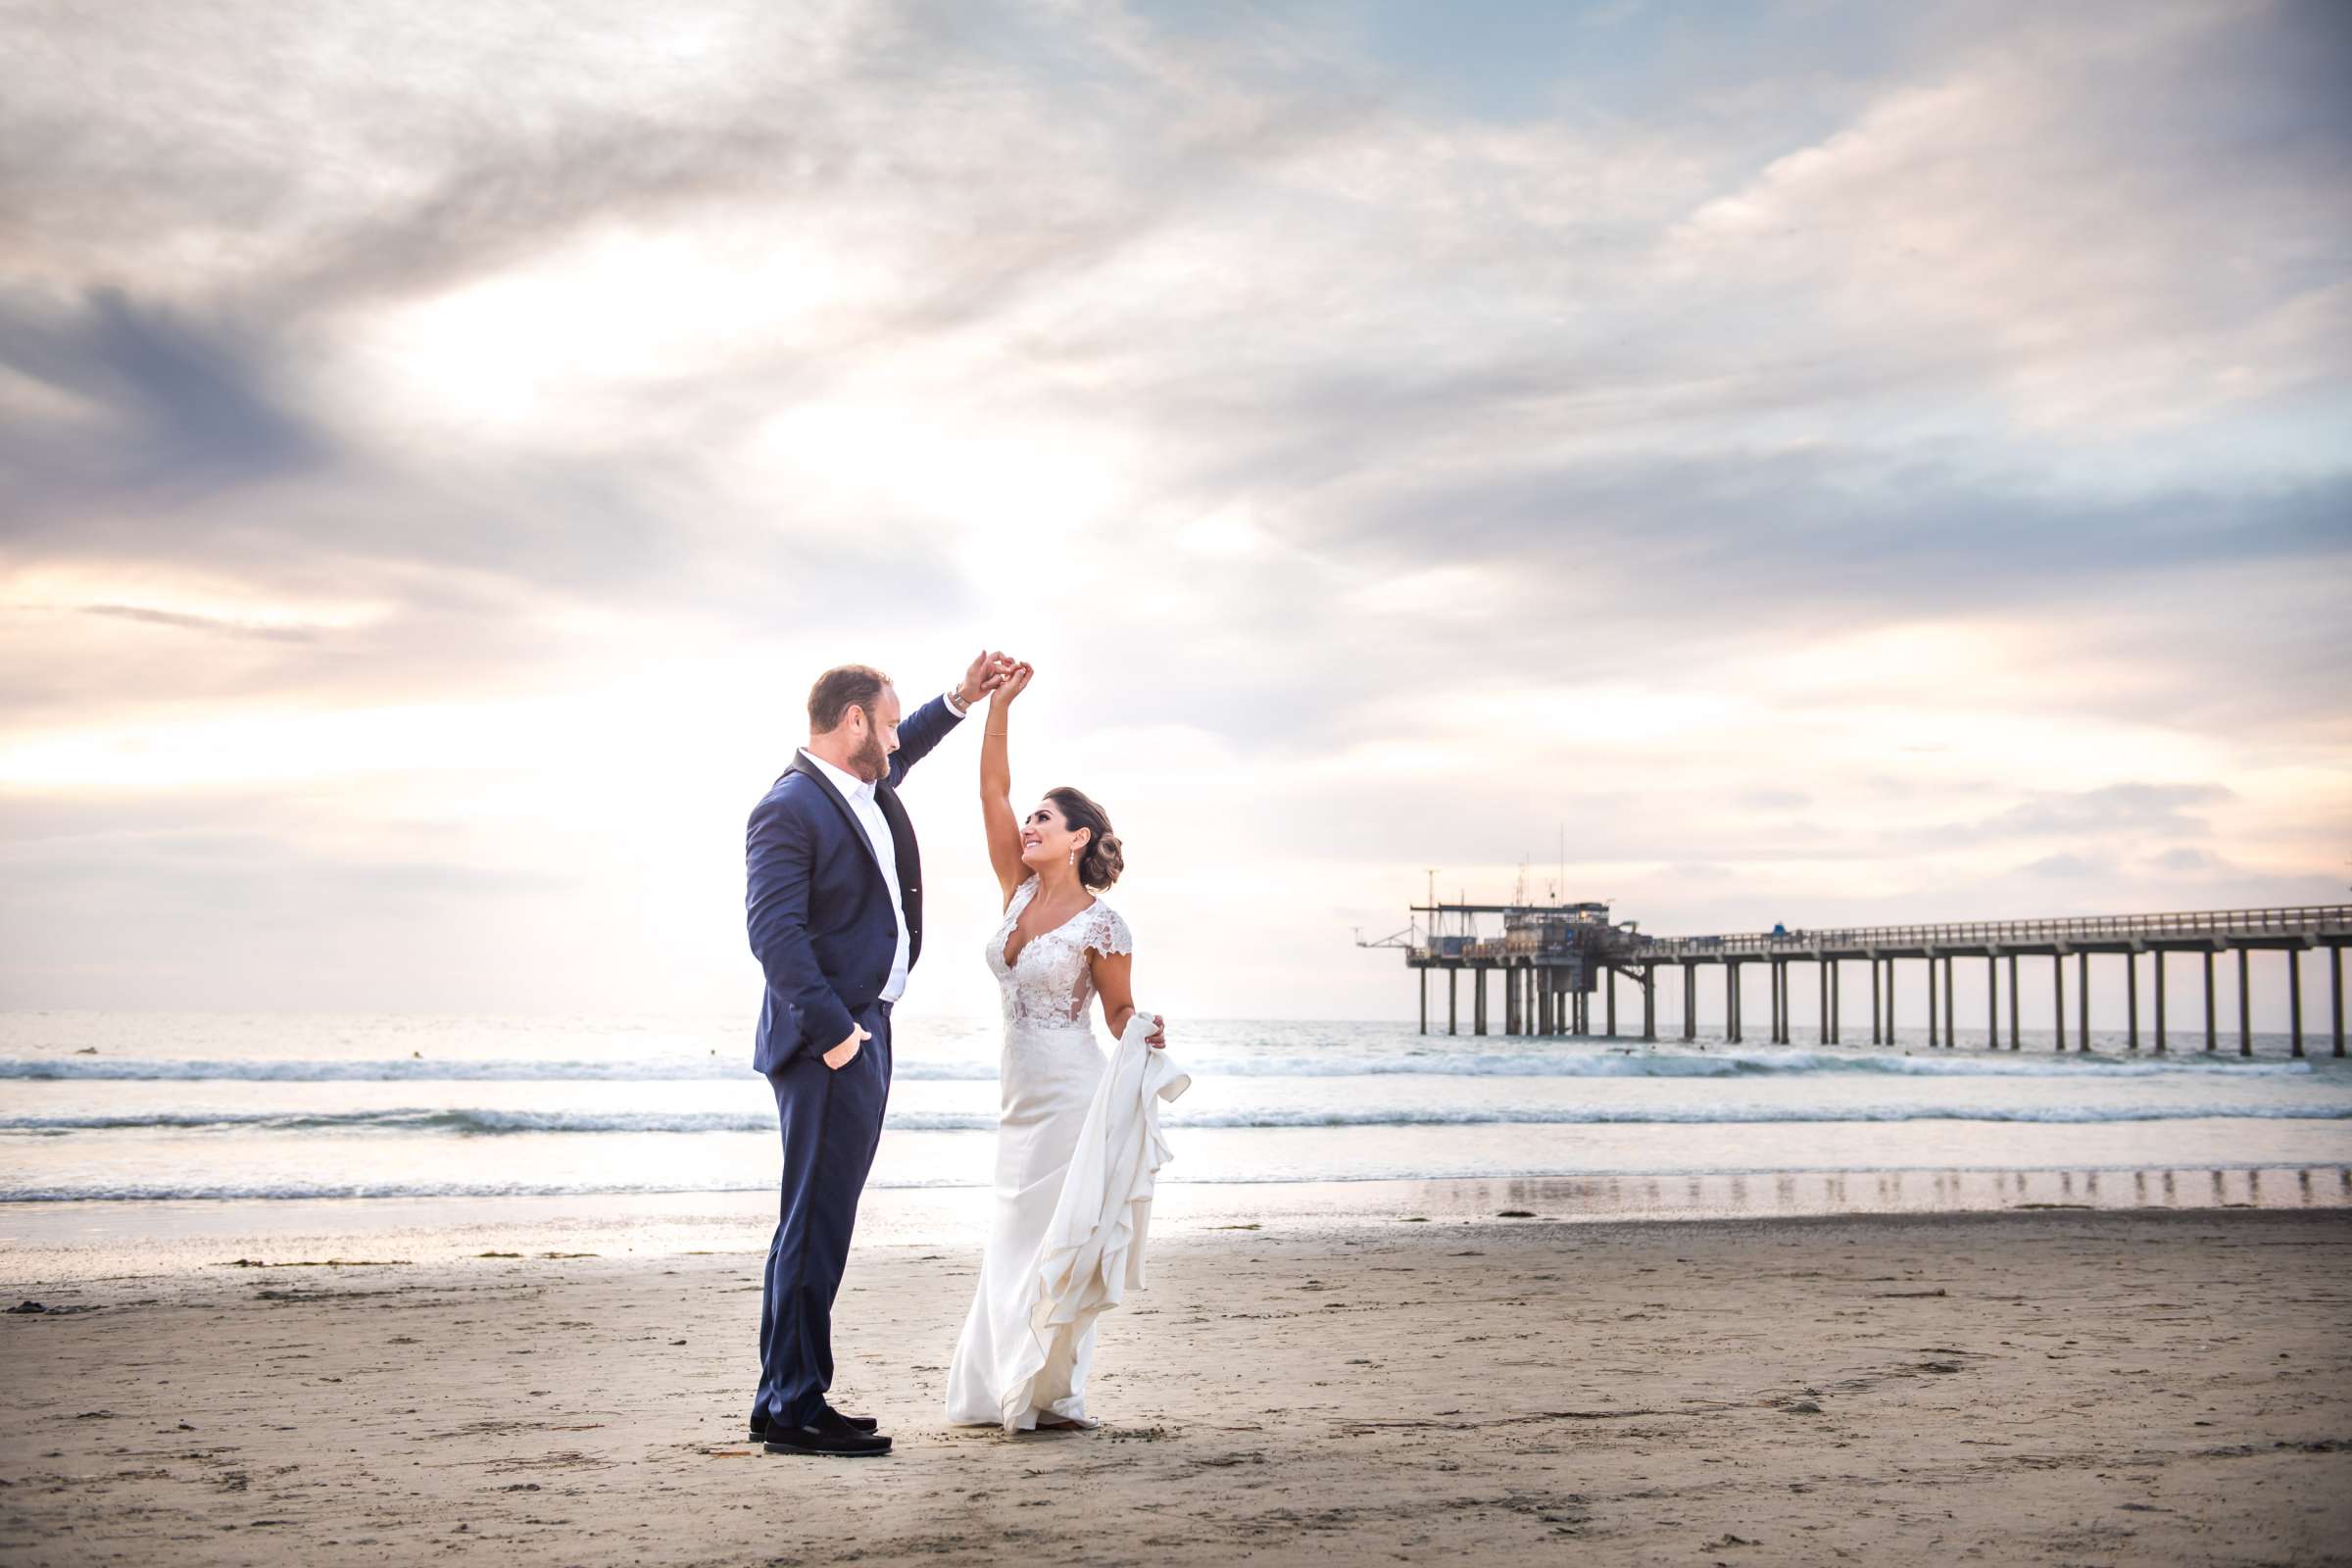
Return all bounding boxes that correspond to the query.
[3,0,2347,1026]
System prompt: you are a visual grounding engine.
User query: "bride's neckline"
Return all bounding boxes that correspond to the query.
[1001,879,1098,970]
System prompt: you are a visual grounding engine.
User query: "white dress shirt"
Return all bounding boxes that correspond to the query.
[797,688,963,1005]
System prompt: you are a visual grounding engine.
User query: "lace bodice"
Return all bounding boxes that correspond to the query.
[987,876,1134,1032]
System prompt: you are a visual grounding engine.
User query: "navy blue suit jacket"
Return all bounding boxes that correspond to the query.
[746,694,962,1074]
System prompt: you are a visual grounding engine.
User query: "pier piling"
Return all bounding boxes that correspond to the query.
[2007,953,2020,1050]
[2204,950,2216,1053]
[2239,948,2251,1056]
[2289,951,2304,1058]
[2334,945,2345,1059]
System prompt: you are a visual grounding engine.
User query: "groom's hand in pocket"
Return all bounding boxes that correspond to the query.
[823,1024,871,1070]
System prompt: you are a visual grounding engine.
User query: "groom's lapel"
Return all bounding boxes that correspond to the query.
[876,780,923,961]
[787,754,887,888]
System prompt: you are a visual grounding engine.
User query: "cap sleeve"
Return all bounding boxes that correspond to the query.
[1084,903,1134,958]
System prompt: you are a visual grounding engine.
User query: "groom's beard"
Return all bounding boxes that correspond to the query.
[851,729,888,783]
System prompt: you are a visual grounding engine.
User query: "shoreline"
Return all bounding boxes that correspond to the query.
[5,1160,2349,1287]
[3,1208,2346,1566]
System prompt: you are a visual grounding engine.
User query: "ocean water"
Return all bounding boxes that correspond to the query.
[2,1012,2348,1213]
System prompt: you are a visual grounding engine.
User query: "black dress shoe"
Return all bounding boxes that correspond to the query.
[762,1421,891,1457]
[751,1406,878,1441]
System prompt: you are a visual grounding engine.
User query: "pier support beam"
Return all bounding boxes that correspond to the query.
[1473,966,1487,1036]
[2238,948,2250,1056]
[1606,969,1618,1038]
[2052,954,2066,1052]
[1642,965,1657,1043]
[1830,961,1841,1045]
[2204,951,2216,1053]
[1943,956,1956,1050]
[1871,960,1882,1045]
[2128,953,2140,1051]
[1987,955,1999,1050]
[1727,962,1740,1044]
[1447,967,1457,1036]
[2079,952,2091,1053]
[2008,953,2021,1050]
[2154,952,2168,1054]
[1885,959,1895,1047]
[1418,968,1427,1035]
[1820,959,1831,1044]
[2334,946,2345,1059]
[1927,957,1938,1048]
[2290,950,2304,1058]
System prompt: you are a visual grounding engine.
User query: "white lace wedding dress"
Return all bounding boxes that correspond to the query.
[944,875,1189,1431]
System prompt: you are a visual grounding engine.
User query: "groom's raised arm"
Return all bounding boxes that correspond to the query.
[746,795,854,1060]
[885,651,1011,789]
[885,692,962,790]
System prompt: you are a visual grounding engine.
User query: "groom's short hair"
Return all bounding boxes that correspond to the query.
[808,663,892,734]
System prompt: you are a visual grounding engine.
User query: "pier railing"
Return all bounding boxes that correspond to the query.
[1624,904,2352,959]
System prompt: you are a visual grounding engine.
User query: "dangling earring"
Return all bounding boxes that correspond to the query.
[1067,844,1078,867]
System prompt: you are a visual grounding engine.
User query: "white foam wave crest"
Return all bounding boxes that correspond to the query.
[6,1102,2346,1137]
[0,1049,2322,1084]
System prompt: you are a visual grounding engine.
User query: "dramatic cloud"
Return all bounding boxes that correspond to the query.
[1,0,2346,1021]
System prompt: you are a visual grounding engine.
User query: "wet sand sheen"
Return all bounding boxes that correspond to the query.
[3,1209,2348,1566]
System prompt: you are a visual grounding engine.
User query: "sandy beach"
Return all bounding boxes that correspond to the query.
[4,1206,2348,1566]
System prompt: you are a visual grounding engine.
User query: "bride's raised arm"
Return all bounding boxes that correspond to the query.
[978,662,1034,908]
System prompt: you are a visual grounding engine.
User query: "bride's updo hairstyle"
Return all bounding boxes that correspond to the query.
[1047,786,1124,892]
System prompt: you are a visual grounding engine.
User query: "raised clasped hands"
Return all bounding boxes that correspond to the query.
[957,650,1019,710]
[993,660,1035,707]
[823,1022,871,1070]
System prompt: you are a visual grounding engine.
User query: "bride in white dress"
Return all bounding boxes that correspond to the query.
[944,662,1178,1433]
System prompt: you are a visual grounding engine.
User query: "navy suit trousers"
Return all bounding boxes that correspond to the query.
[755,1000,894,1428]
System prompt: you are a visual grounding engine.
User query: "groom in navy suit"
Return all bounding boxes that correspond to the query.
[746,652,1012,1457]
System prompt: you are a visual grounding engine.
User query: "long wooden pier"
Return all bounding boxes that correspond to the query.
[1360,903,2352,1058]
